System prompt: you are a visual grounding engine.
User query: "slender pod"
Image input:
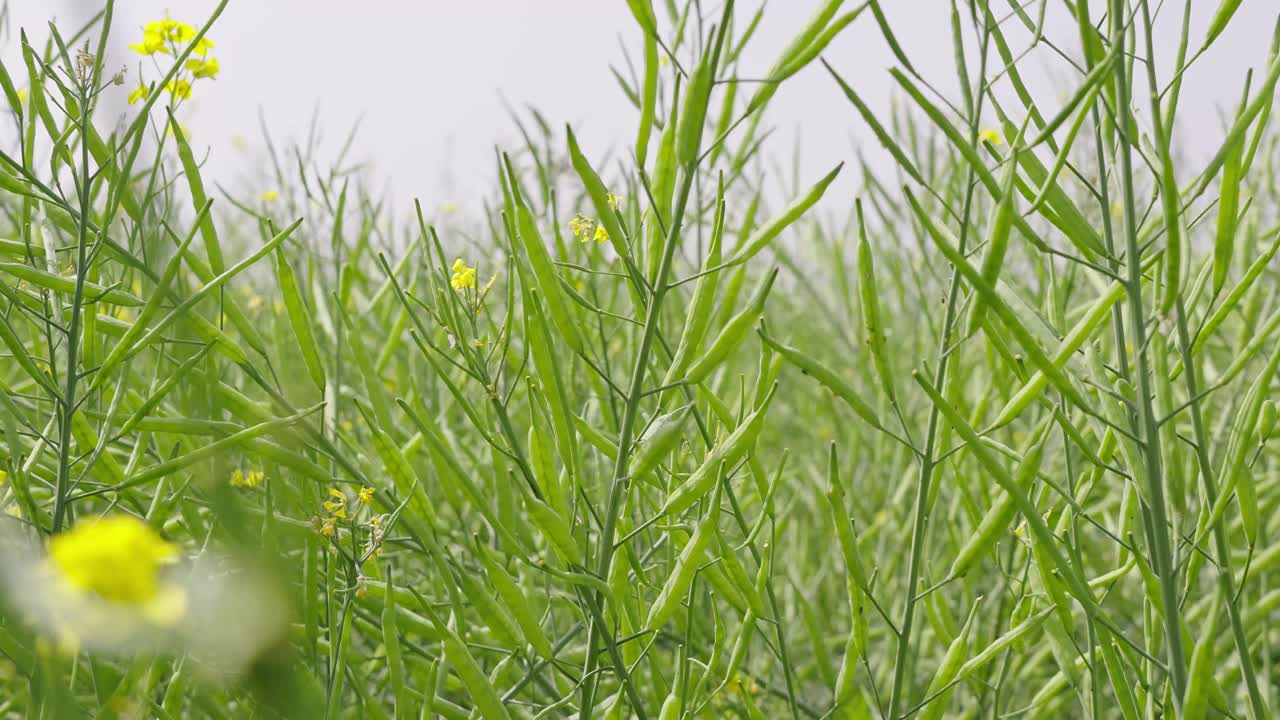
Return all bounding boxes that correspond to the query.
[275,248,326,392]
[855,201,896,402]
[661,383,777,517]
[681,268,777,384]
[646,485,721,631]
[918,601,981,720]
[758,330,882,430]
[727,165,842,265]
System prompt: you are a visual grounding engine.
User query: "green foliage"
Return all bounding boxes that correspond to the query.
[2,1,1280,718]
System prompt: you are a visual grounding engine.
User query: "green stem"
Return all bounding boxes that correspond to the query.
[51,69,95,534]
[579,162,698,720]
[886,13,991,718]
[1171,299,1267,719]
[1111,0,1187,701]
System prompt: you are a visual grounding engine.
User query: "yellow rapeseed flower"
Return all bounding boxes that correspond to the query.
[593,224,609,244]
[230,469,264,488]
[319,517,337,538]
[606,191,622,210]
[357,486,375,505]
[48,515,186,624]
[978,128,1003,145]
[146,19,196,43]
[128,29,169,56]
[261,190,279,202]
[569,213,594,242]
[166,80,192,99]
[185,56,220,80]
[16,88,27,103]
[323,488,348,519]
[127,82,150,105]
[450,258,477,290]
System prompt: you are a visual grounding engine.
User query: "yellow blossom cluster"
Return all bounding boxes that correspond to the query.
[47,515,187,626]
[450,258,477,290]
[570,213,608,244]
[229,468,264,488]
[125,19,220,105]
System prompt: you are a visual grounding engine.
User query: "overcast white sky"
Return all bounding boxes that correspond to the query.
[10,1,1279,211]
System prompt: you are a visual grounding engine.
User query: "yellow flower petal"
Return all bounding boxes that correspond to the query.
[48,515,177,607]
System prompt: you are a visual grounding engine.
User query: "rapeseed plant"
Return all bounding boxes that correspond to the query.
[0,0,1278,718]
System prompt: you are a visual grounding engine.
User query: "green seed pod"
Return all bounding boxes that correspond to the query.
[0,261,143,306]
[918,602,981,720]
[450,560,520,650]
[1257,399,1277,441]
[1182,590,1222,720]
[663,192,726,388]
[959,606,1052,680]
[646,491,722,631]
[474,539,555,660]
[728,165,842,265]
[759,331,883,430]
[855,200,897,403]
[524,495,584,566]
[661,384,777,517]
[669,525,748,615]
[657,646,686,720]
[682,268,778,385]
[429,613,513,720]
[513,202,584,354]
[949,420,1051,579]
[968,144,1019,334]
[716,531,767,618]
[826,445,870,594]
[676,46,713,168]
[381,569,410,720]
[629,405,691,482]
[168,110,224,274]
[274,248,326,392]
[720,613,758,690]
[1202,343,1280,542]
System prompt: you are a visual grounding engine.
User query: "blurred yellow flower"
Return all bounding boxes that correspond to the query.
[128,29,169,56]
[978,128,1002,145]
[127,82,149,105]
[569,213,593,241]
[48,515,186,624]
[164,123,192,142]
[230,469,264,488]
[16,88,27,103]
[319,517,337,538]
[357,486,375,505]
[606,191,622,210]
[166,80,192,99]
[323,488,348,518]
[450,258,477,290]
[147,19,195,42]
[261,190,279,202]
[185,56,220,79]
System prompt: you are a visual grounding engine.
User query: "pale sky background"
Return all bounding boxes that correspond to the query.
[8,1,1279,212]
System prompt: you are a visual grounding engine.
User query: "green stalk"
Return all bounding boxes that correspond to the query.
[578,151,699,720]
[1111,0,1187,702]
[51,12,110,531]
[1170,299,1267,719]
